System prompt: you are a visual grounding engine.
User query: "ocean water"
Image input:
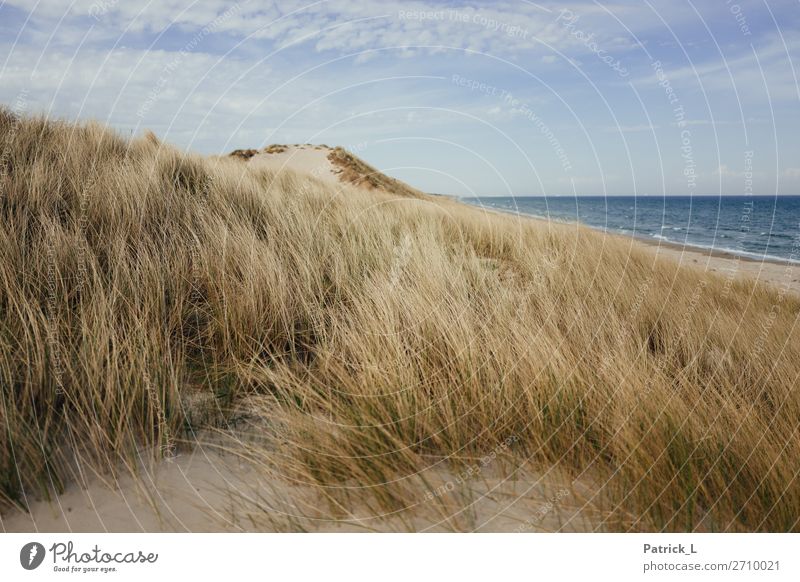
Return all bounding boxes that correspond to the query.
[460,195,800,264]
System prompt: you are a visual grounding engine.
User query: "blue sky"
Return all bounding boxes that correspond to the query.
[1,0,799,196]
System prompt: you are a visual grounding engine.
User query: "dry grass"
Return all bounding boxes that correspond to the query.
[1,109,799,531]
[327,146,424,198]
[229,148,259,161]
[263,144,287,155]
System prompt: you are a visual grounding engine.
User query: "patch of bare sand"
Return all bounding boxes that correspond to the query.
[1,445,264,532]
[1,445,605,532]
[242,144,424,199]
[247,145,342,186]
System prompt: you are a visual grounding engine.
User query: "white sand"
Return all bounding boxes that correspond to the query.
[247,145,342,186]
[0,446,263,532]
[1,444,602,532]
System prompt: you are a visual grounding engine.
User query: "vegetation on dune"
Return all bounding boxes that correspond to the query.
[263,144,287,154]
[229,145,288,160]
[229,148,259,160]
[1,109,799,531]
[326,146,424,198]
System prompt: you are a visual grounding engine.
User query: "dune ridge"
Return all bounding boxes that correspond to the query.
[229,142,423,200]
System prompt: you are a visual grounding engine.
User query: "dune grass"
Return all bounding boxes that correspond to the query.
[1,109,799,531]
[326,146,424,198]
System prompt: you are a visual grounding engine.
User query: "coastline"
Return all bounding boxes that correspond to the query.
[635,236,800,296]
[454,197,800,295]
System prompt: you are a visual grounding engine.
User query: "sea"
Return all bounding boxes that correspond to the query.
[460,195,800,264]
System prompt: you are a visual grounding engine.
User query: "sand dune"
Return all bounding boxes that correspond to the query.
[2,111,799,533]
[246,145,342,187]
[233,143,424,198]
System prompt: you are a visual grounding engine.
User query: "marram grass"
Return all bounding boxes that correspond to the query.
[1,110,798,531]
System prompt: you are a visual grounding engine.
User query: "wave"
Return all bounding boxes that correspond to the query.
[460,198,800,264]
[643,233,800,264]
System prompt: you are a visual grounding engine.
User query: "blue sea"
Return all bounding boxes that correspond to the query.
[460,195,800,264]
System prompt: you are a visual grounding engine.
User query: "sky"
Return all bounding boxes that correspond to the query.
[1,0,799,197]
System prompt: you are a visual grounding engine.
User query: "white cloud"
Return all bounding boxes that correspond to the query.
[603,123,658,132]
[2,0,660,62]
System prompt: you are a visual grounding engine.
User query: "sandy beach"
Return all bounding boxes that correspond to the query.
[462,202,800,296]
[636,237,800,296]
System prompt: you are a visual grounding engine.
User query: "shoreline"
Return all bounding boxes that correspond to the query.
[633,235,795,267]
[453,197,800,295]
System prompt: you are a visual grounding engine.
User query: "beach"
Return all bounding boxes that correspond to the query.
[638,238,800,296]
[461,201,800,296]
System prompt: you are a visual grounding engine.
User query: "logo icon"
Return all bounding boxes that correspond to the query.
[20,542,46,570]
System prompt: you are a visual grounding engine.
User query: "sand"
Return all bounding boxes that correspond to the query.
[1,442,603,532]
[0,445,260,532]
[247,145,343,186]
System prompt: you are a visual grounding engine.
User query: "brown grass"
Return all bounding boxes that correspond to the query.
[327,146,423,198]
[229,148,259,160]
[1,109,799,531]
[263,144,287,154]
